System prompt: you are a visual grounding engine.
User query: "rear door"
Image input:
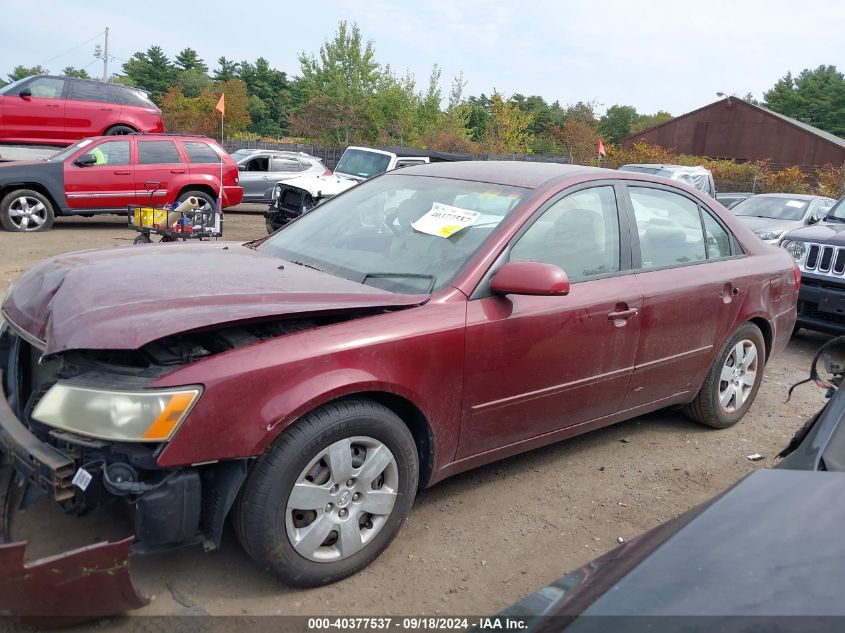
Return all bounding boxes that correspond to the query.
[457,183,642,458]
[0,77,66,142]
[63,138,134,211]
[621,184,746,408]
[64,79,122,139]
[134,139,186,205]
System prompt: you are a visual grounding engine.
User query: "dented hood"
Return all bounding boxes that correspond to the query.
[2,242,426,355]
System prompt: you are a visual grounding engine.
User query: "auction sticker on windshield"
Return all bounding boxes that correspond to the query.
[411,202,480,238]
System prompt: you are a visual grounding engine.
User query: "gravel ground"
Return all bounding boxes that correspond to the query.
[0,207,831,619]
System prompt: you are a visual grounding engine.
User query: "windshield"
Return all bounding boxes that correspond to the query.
[230,149,254,162]
[732,196,809,221]
[259,173,528,293]
[334,149,392,179]
[46,138,94,162]
[828,196,845,220]
[0,77,30,96]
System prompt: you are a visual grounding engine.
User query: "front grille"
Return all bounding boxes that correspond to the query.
[802,242,845,279]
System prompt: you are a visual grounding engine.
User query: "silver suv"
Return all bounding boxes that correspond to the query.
[619,164,716,198]
[231,149,329,204]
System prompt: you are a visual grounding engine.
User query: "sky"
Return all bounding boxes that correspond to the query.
[1,0,843,117]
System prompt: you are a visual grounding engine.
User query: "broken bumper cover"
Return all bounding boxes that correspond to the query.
[0,537,149,622]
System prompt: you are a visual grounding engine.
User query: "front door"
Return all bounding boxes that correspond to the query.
[457,184,642,459]
[238,154,272,202]
[64,139,135,211]
[621,184,745,408]
[0,76,67,143]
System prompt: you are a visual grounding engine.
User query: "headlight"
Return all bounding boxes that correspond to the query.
[781,239,806,261]
[755,229,785,241]
[32,383,202,442]
[272,185,282,201]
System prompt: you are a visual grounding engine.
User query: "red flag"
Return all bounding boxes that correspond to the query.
[597,138,606,157]
[215,93,225,116]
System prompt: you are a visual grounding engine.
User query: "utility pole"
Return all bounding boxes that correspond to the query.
[102,28,109,81]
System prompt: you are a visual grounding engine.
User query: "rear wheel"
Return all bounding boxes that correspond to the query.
[685,323,765,429]
[105,124,136,135]
[0,189,55,232]
[234,399,418,587]
[177,190,215,214]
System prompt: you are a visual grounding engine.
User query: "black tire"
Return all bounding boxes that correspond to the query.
[266,218,285,234]
[0,189,55,232]
[685,323,766,429]
[105,124,136,135]
[133,234,152,244]
[234,398,419,587]
[177,190,216,215]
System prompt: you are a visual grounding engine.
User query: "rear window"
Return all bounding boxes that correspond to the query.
[111,85,156,108]
[138,140,182,164]
[68,80,116,104]
[182,141,222,163]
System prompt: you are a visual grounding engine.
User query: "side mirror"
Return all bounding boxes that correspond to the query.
[73,153,98,167]
[810,207,831,224]
[490,261,570,296]
[238,164,246,171]
[18,87,31,99]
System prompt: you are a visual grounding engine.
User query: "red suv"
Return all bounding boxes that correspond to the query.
[0,75,164,145]
[0,134,243,231]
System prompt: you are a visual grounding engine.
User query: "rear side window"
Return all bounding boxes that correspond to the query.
[630,187,706,268]
[182,141,222,163]
[138,140,182,164]
[702,212,731,259]
[271,156,306,172]
[28,77,65,99]
[68,80,115,104]
[510,185,621,281]
[110,85,156,108]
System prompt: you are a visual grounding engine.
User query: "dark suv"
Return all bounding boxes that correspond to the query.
[0,75,164,146]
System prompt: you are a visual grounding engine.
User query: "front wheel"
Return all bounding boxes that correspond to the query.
[234,399,419,587]
[0,189,55,232]
[685,323,765,429]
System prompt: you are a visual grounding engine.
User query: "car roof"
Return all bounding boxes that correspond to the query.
[83,133,218,143]
[38,75,150,95]
[395,161,613,189]
[232,149,318,159]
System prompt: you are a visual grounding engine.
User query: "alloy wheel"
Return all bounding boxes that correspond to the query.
[718,339,758,413]
[285,436,399,562]
[7,196,48,231]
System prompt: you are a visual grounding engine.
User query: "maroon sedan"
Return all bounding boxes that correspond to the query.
[0,162,797,588]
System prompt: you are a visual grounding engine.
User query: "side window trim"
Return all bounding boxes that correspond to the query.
[469,179,633,300]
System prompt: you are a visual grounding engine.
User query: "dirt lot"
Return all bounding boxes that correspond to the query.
[0,209,831,618]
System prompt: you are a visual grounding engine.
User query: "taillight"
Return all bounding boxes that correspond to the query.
[792,265,801,291]
[323,170,332,177]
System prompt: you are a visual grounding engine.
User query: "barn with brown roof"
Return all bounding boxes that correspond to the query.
[622,97,845,170]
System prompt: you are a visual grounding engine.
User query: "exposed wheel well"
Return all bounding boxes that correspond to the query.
[104,123,137,134]
[176,185,217,201]
[0,184,62,215]
[748,316,773,361]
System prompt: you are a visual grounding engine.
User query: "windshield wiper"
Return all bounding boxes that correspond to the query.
[289,259,325,272]
[824,215,845,223]
[361,272,436,293]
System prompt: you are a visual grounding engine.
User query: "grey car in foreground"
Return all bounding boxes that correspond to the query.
[494,341,845,632]
[732,193,836,244]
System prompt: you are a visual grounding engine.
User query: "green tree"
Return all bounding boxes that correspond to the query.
[238,57,291,136]
[630,110,673,134]
[598,104,640,144]
[177,67,212,98]
[213,57,239,82]
[297,20,380,143]
[482,91,533,154]
[563,101,599,128]
[174,48,208,73]
[466,94,490,141]
[764,65,845,137]
[61,66,90,79]
[121,46,177,99]
[8,65,48,82]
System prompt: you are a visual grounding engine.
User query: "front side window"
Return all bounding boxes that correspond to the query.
[86,140,130,165]
[510,186,621,280]
[243,156,269,171]
[630,187,706,268]
[28,77,65,99]
[138,140,182,165]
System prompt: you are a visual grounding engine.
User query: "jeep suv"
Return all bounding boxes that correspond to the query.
[0,134,242,232]
[0,75,164,146]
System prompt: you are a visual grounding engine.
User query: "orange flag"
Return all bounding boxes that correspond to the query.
[215,93,225,116]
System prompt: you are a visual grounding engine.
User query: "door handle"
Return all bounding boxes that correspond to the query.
[170,169,185,174]
[100,107,113,111]
[607,308,638,320]
[113,170,130,175]
[45,104,60,108]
